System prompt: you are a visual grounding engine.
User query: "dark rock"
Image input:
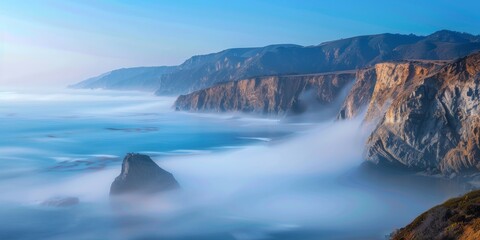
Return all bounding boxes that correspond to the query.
[110,153,179,196]
[41,197,79,207]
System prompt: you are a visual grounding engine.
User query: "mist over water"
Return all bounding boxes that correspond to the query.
[0,89,468,240]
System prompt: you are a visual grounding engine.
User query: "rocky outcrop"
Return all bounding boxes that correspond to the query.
[363,61,444,124]
[365,52,480,175]
[174,72,355,116]
[391,190,480,240]
[110,153,179,195]
[338,61,447,120]
[72,30,480,95]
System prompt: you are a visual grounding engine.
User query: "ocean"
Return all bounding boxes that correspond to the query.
[0,89,467,240]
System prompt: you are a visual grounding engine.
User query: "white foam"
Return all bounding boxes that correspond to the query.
[238,137,272,142]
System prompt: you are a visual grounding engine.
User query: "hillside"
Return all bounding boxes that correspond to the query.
[72,30,480,95]
[391,190,480,240]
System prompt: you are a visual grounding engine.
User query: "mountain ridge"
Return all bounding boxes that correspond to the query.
[72,30,480,95]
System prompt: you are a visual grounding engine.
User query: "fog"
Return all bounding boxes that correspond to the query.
[0,89,469,240]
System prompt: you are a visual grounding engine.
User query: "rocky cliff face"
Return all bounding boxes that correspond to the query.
[338,61,447,121]
[337,67,377,119]
[338,61,446,123]
[174,72,355,116]
[391,190,480,240]
[73,30,480,95]
[365,52,480,175]
[363,61,439,124]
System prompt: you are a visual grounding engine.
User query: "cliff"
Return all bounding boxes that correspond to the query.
[337,67,377,119]
[391,190,480,240]
[365,52,480,175]
[72,30,480,95]
[174,72,355,116]
[338,61,447,121]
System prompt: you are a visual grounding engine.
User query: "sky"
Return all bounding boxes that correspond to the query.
[1,0,479,87]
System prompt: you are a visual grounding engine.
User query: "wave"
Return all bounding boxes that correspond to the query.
[237,137,272,142]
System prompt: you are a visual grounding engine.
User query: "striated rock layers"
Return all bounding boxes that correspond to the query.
[337,67,377,119]
[110,153,179,195]
[174,52,480,177]
[174,72,355,116]
[364,52,480,175]
[391,190,480,240]
[338,60,447,121]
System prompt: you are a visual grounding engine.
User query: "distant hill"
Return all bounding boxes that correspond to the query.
[69,66,176,91]
[72,30,480,95]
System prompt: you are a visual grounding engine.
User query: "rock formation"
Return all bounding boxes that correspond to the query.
[391,190,480,240]
[110,153,179,195]
[337,67,377,119]
[365,52,480,175]
[338,60,447,121]
[174,72,355,116]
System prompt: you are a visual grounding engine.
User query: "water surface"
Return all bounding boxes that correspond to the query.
[0,89,468,240]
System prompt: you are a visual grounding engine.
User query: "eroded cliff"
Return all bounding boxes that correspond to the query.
[174,72,355,116]
[365,52,480,175]
[338,61,446,121]
[337,67,377,119]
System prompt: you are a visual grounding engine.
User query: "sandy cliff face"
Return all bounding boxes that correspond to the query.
[174,72,355,116]
[365,52,480,175]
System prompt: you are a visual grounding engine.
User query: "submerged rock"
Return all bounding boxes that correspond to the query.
[110,153,179,195]
[41,197,79,207]
[391,190,480,240]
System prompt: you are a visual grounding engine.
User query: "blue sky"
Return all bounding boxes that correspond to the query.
[1,0,479,86]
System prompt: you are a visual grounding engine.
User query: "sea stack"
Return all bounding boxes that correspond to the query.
[110,153,179,195]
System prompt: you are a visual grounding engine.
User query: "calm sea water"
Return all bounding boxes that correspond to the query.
[0,89,468,240]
